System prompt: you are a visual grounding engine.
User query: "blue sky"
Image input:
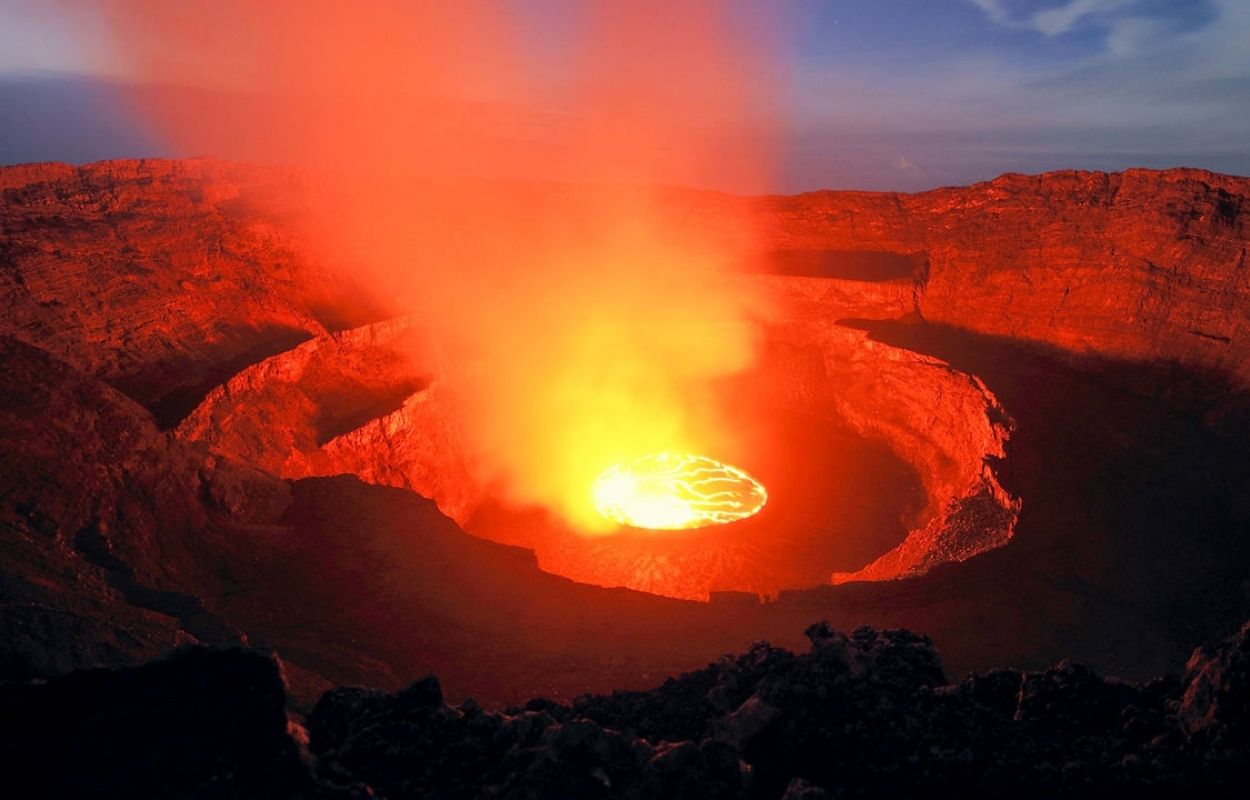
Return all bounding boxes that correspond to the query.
[0,0,1246,192]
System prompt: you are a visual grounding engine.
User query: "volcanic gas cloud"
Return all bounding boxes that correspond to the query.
[97,0,782,533]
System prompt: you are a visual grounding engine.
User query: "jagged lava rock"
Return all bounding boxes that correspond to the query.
[300,620,1250,797]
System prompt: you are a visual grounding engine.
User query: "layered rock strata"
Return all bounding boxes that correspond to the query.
[175,315,480,524]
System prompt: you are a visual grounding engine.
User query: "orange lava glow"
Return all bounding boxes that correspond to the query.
[591,453,767,530]
[94,1,783,533]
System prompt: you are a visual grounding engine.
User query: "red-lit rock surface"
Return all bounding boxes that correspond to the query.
[0,334,253,679]
[6,163,1244,406]
[175,316,481,524]
[767,321,1017,585]
[173,279,1015,597]
[9,162,1243,589]
[0,332,809,704]
[2,159,1249,707]
[749,168,1250,387]
[0,159,379,425]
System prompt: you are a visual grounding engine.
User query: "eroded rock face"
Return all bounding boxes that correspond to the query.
[0,334,255,679]
[173,279,1016,593]
[918,171,1249,380]
[751,168,1250,389]
[0,158,379,425]
[748,302,1017,584]
[1180,620,1250,749]
[175,316,481,524]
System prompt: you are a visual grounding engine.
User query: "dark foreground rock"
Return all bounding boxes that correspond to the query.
[5,622,1249,799]
[0,646,311,799]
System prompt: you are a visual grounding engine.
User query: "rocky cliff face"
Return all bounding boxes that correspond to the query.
[0,159,380,426]
[750,168,1250,389]
[6,161,1243,409]
[4,161,1244,590]
[0,332,810,705]
[175,315,481,524]
[0,333,266,679]
[748,301,1017,585]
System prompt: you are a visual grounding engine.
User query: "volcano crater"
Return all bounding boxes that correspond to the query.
[174,285,1019,601]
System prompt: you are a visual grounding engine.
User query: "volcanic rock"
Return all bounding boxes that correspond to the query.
[1180,620,1250,748]
[171,251,1019,592]
[7,160,1245,592]
[3,158,1250,722]
[13,621,1238,797]
[0,158,379,426]
[0,646,311,799]
[175,315,480,523]
[750,311,1017,584]
[0,334,252,678]
[746,169,1250,399]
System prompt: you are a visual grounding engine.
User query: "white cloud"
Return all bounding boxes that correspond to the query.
[967,0,1011,26]
[803,0,1250,188]
[1104,16,1163,57]
[967,0,1134,38]
[1030,0,1131,37]
[894,156,922,175]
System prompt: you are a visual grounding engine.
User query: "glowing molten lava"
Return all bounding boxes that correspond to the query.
[591,453,767,530]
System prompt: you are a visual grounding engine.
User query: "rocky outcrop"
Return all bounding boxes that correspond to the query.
[0,332,788,706]
[175,259,1017,591]
[10,621,1248,798]
[0,158,379,425]
[0,334,262,679]
[175,278,1016,592]
[917,170,1249,382]
[1180,620,1250,750]
[307,619,1250,797]
[175,315,481,523]
[4,160,1244,406]
[5,160,1243,590]
[750,168,1250,390]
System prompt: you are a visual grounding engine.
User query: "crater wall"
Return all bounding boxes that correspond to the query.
[3,160,1245,591]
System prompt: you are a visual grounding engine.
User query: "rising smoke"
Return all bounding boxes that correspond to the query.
[95,0,780,529]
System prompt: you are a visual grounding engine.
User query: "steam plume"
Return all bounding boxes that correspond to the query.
[94,0,779,528]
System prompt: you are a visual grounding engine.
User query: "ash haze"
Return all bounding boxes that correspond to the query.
[0,0,1245,191]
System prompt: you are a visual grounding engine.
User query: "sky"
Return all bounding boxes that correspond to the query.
[0,0,1246,192]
